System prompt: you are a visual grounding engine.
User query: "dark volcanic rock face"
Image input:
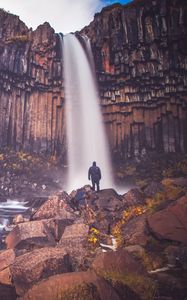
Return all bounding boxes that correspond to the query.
[0,0,187,159]
[0,9,65,156]
[81,0,187,158]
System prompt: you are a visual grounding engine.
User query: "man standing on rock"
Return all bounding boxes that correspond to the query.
[88,161,101,192]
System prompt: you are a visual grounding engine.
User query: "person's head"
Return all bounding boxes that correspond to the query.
[93,161,96,166]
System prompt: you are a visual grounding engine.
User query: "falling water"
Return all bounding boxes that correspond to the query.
[62,33,113,191]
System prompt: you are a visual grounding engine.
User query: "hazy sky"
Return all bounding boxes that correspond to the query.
[0,0,132,33]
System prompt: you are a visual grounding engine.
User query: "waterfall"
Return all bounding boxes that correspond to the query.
[61,33,113,192]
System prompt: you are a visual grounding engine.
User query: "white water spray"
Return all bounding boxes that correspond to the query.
[62,34,113,191]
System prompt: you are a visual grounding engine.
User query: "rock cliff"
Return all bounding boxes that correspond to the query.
[0,0,187,159]
[0,9,64,156]
[81,0,187,159]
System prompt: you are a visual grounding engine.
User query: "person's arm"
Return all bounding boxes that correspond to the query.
[98,168,101,180]
[88,167,91,180]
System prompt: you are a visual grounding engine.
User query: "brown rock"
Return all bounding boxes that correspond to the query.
[32,196,75,221]
[0,249,15,271]
[0,283,17,300]
[148,195,187,243]
[94,189,123,212]
[121,214,149,246]
[10,247,73,296]
[122,188,145,207]
[5,220,56,250]
[92,249,146,276]
[0,267,12,285]
[22,271,121,300]
[58,223,89,270]
[43,218,74,241]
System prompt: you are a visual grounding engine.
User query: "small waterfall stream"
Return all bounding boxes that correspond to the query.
[61,34,113,191]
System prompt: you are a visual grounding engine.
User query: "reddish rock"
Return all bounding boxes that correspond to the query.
[32,195,75,221]
[121,214,149,246]
[0,249,16,271]
[22,271,121,300]
[148,195,187,243]
[10,247,73,296]
[0,267,12,285]
[5,220,56,250]
[94,189,123,212]
[122,188,145,207]
[58,223,89,270]
[92,249,146,276]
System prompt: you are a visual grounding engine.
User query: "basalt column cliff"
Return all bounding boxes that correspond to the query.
[82,0,187,159]
[0,11,65,156]
[0,0,187,160]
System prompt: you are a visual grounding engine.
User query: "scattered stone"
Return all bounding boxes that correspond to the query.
[92,249,146,276]
[122,188,145,207]
[22,271,122,300]
[32,194,74,221]
[147,195,187,243]
[10,247,73,296]
[58,223,89,270]
[121,214,149,246]
[5,220,56,250]
[0,249,15,271]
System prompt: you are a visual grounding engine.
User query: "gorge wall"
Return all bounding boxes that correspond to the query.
[0,0,187,160]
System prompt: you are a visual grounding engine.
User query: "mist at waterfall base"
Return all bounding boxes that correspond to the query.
[62,34,115,192]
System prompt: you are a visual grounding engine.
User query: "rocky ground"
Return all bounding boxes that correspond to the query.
[0,150,187,299]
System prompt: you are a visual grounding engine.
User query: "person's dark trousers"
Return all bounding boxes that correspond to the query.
[92,180,100,192]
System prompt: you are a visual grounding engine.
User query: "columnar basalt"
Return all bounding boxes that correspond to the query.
[82,0,187,158]
[0,0,187,160]
[0,9,65,156]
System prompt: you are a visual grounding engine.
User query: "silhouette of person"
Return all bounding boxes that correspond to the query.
[88,161,101,192]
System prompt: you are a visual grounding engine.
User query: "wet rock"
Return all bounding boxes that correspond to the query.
[5,220,56,250]
[22,271,121,300]
[147,195,187,243]
[10,247,73,296]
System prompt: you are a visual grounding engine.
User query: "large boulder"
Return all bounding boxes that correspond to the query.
[147,195,187,243]
[10,247,73,296]
[5,220,56,249]
[43,218,74,241]
[121,214,149,246]
[22,271,124,300]
[92,249,146,276]
[122,188,145,207]
[32,194,75,221]
[58,223,89,270]
[0,249,15,271]
[93,189,123,212]
[0,249,16,286]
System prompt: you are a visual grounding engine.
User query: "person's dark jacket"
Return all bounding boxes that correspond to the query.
[88,165,101,182]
